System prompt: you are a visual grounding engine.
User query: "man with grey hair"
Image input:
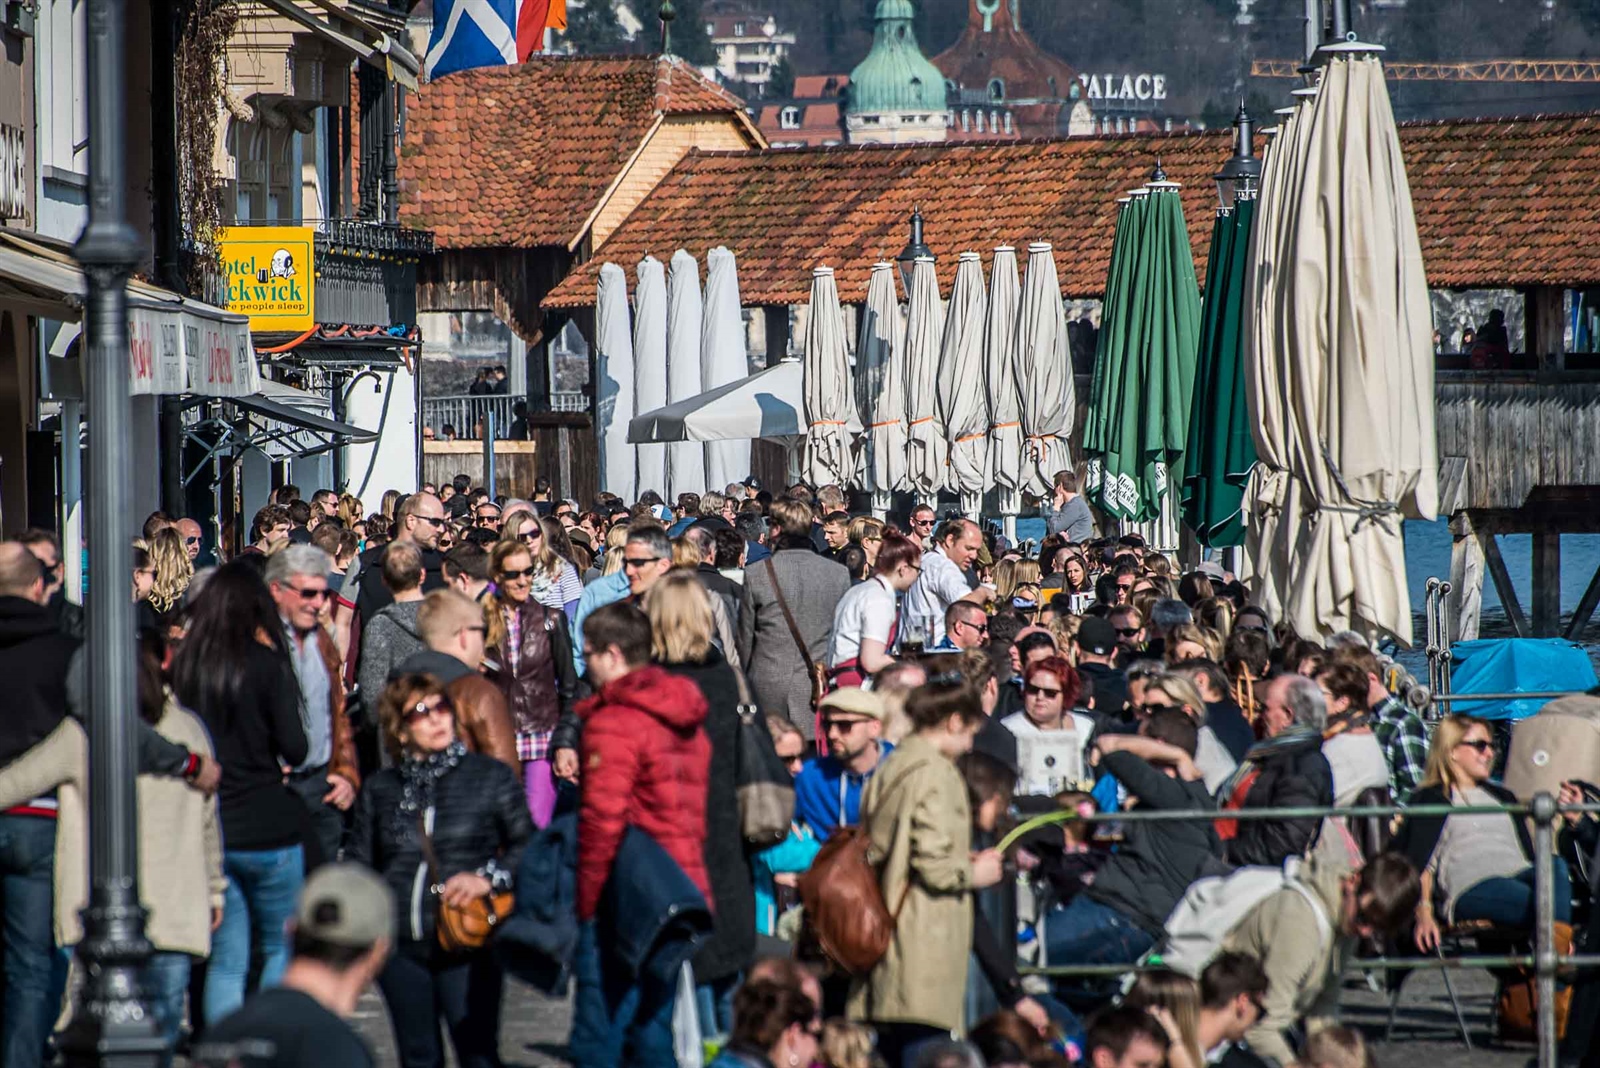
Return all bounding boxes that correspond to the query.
[902,517,989,647]
[1222,672,1334,868]
[1146,597,1194,657]
[267,544,360,867]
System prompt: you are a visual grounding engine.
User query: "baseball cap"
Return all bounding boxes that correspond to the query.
[1194,559,1227,581]
[295,863,394,948]
[650,504,673,522]
[1076,616,1119,657]
[741,476,763,491]
[818,687,885,722]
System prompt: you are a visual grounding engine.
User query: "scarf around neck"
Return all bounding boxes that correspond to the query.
[397,740,467,817]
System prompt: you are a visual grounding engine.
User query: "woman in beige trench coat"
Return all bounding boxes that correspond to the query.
[848,677,1005,1064]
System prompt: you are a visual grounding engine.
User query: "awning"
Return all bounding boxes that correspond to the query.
[628,359,862,445]
[251,0,421,90]
[0,232,260,398]
[180,379,377,476]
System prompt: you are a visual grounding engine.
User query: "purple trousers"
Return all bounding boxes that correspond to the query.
[523,759,557,828]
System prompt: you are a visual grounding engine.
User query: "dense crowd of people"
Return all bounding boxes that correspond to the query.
[0,470,1596,1068]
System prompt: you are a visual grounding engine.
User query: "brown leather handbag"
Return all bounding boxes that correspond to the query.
[418,818,513,953]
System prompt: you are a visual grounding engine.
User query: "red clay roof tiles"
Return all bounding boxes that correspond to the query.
[399,55,749,250]
[543,112,1600,308]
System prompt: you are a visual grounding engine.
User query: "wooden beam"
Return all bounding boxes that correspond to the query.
[1479,530,1530,637]
[1525,285,1566,372]
[1531,532,1561,636]
[1565,562,1600,641]
[1448,511,1484,642]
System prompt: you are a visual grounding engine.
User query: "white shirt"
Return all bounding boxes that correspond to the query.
[902,547,973,646]
[828,575,898,667]
[1001,710,1097,795]
[1322,731,1392,807]
[1194,727,1238,794]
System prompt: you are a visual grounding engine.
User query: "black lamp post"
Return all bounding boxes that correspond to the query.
[896,206,932,296]
[1213,104,1262,208]
[59,0,162,1060]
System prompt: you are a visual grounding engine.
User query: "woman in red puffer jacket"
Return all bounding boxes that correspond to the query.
[574,603,712,922]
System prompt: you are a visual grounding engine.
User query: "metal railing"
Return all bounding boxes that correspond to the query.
[226,218,433,327]
[423,394,517,437]
[1012,795,1597,1066]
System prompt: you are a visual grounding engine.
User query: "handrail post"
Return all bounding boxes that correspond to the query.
[1533,791,1557,1068]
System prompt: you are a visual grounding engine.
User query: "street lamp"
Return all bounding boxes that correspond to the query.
[896,206,932,296]
[1213,104,1262,208]
[58,0,162,1059]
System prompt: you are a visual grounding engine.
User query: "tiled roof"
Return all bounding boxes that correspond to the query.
[398,55,749,249]
[544,111,1600,307]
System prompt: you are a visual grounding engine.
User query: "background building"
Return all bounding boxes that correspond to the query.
[845,0,949,145]
[705,4,795,96]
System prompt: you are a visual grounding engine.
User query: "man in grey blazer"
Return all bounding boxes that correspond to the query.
[737,496,851,740]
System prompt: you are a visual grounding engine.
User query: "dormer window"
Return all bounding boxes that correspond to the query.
[734,21,745,35]
[988,78,1005,102]
[779,106,801,130]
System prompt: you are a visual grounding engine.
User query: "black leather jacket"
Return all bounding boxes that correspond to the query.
[345,752,532,947]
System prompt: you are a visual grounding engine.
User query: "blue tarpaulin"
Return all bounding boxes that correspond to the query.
[1448,638,1599,720]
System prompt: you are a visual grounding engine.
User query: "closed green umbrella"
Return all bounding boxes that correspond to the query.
[1182,196,1258,547]
[1085,175,1201,537]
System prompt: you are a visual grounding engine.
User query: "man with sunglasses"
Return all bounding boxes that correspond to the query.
[934,601,989,652]
[792,689,892,843]
[336,492,448,650]
[267,546,361,868]
[474,502,502,533]
[1196,953,1272,1068]
[906,504,937,550]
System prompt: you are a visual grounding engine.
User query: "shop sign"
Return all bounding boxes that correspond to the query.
[218,226,315,331]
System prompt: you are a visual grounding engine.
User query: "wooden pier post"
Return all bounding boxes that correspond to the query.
[1532,532,1562,637]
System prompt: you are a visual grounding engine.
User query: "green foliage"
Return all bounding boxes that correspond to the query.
[768,54,796,98]
[562,0,631,54]
[665,0,718,66]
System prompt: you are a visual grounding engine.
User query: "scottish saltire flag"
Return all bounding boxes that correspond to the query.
[426,0,560,79]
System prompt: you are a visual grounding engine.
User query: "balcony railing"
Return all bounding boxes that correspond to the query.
[422,391,591,437]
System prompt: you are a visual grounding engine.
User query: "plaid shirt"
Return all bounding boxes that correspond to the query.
[1371,695,1429,803]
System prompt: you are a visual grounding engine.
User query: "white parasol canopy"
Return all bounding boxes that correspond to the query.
[1245,52,1436,645]
[940,251,989,518]
[633,255,668,499]
[626,360,856,444]
[701,246,751,489]
[666,249,707,500]
[595,263,636,503]
[986,246,1024,522]
[903,256,947,504]
[803,266,854,487]
[1015,242,1075,498]
[856,261,907,515]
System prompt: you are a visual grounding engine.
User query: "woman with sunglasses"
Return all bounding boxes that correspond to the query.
[347,674,531,1068]
[1396,714,1573,954]
[500,513,583,620]
[485,540,577,827]
[1000,655,1095,797]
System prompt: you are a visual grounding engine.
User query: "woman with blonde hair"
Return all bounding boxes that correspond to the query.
[1166,623,1223,664]
[1194,596,1235,640]
[847,516,886,570]
[500,512,582,619]
[1122,969,1204,1068]
[1139,673,1236,793]
[337,493,365,529]
[485,539,577,826]
[599,521,629,577]
[997,558,1043,617]
[146,526,194,615]
[1395,714,1572,953]
[644,570,753,1031]
[380,488,402,523]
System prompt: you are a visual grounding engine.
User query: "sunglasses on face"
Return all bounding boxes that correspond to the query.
[622,556,661,570]
[405,697,453,724]
[500,566,537,582]
[415,515,446,528]
[519,529,543,543]
[287,584,330,602]
[822,717,870,734]
[478,511,501,522]
[1140,702,1175,716]
[1115,626,1141,638]
[1024,683,1062,699]
[1458,739,1494,753]
[912,519,934,528]
[956,619,989,634]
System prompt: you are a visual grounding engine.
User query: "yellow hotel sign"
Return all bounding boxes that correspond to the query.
[218,226,315,332]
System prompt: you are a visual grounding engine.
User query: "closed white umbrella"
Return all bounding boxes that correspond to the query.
[666,249,707,499]
[595,263,636,502]
[803,266,853,487]
[1016,242,1074,498]
[701,246,750,489]
[940,251,988,518]
[903,256,947,505]
[633,255,668,499]
[1280,50,1434,645]
[986,246,1024,529]
[857,261,907,516]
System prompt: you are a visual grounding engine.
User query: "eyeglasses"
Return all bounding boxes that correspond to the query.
[499,566,537,582]
[519,530,543,543]
[1116,582,1135,592]
[912,518,934,528]
[778,751,805,768]
[1024,683,1062,699]
[286,584,331,602]
[1115,626,1142,638]
[622,556,661,570]
[183,536,201,546]
[955,619,989,635]
[1458,739,1494,754]
[822,717,871,735]
[477,511,502,521]
[404,696,453,724]
[1139,702,1175,716]
[414,514,446,528]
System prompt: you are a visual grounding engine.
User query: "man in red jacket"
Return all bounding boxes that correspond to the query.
[569,601,711,1068]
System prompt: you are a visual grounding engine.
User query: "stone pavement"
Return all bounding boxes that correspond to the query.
[348,965,1539,1068]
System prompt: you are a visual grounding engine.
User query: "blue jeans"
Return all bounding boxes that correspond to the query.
[205,846,304,1025]
[695,973,738,1038]
[1043,895,1156,968]
[568,920,676,1068]
[0,815,59,1068]
[1455,863,1573,928]
[144,951,192,1068]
